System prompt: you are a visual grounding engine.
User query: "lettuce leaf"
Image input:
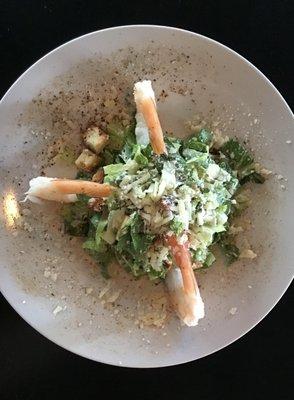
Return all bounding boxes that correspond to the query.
[62,198,92,236]
[130,213,154,253]
[165,137,182,154]
[88,249,114,279]
[220,242,240,265]
[240,172,265,185]
[220,139,266,185]
[115,212,155,277]
[185,137,208,153]
[184,129,212,153]
[196,129,213,145]
[191,248,215,269]
[221,139,253,169]
[103,163,126,183]
[106,120,135,151]
[82,214,114,277]
[170,218,184,236]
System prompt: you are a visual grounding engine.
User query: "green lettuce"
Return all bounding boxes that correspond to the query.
[221,139,264,184]
[170,218,184,236]
[62,195,92,236]
[63,124,265,279]
[220,242,240,265]
[106,121,135,151]
[103,163,126,183]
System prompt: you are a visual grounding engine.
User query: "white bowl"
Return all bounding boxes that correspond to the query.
[0,25,293,368]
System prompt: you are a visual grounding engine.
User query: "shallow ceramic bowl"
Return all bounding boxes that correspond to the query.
[0,25,293,368]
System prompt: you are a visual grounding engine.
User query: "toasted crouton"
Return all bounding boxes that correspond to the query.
[75,149,101,171]
[84,126,109,154]
[92,168,104,183]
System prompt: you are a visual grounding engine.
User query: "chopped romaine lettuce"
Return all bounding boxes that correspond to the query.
[203,251,216,267]
[186,138,208,153]
[197,129,213,145]
[132,145,149,166]
[220,138,263,185]
[88,249,114,279]
[63,123,264,279]
[106,120,135,151]
[170,218,185,236]
[62,196,92,236]
[221,139,253,168]
[165,137,182,154]
[220,242,240,265]
[103,163,126,183]
[240,171,265,185]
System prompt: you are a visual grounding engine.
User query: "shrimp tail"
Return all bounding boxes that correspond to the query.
[25,177,77,203]
[166,266,204,326]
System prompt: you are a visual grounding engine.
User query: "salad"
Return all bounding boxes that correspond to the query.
[25,80,265,326]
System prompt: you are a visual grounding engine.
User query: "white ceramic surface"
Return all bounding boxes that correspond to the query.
[0,25,293,368]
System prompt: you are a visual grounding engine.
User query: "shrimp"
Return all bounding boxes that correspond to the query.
[24,176,113,203]
[165,234,205,326]
[134,80,167,155]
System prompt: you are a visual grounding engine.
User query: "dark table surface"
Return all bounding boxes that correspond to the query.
[1,1,293,399]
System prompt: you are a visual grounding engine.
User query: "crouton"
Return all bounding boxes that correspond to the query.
[92,168,104,183]
[84,126,109,154]
[75,149,101,171]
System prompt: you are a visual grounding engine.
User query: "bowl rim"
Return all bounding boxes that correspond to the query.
[0,24,293,368]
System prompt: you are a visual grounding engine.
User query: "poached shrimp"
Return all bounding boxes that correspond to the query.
[165,234,205,326]
[134,80,167,155]
[25,177,113,203]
